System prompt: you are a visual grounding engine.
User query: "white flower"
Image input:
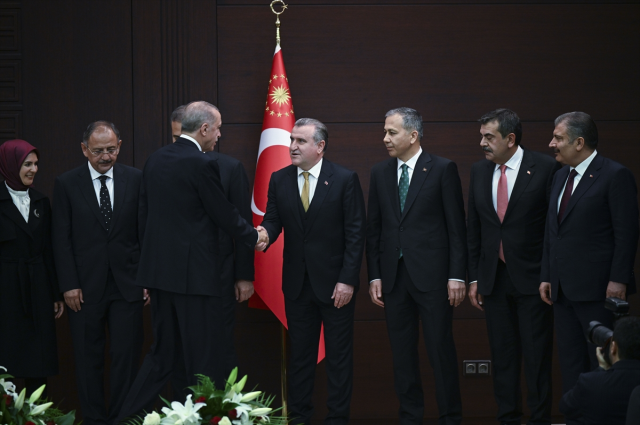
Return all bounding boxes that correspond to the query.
[14,388,26,411]
[30,402,53,416]
[239,391,261,402]
[143,411,162,425]
[249,408,272,416]
[29,385,46,404]
[160,395,204,425]
[218,417,232,425]
[0,367,16,395]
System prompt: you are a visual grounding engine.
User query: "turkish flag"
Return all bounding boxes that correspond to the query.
[250,45,325,363]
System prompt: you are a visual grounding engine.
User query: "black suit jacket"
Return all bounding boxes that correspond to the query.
[559,359,640,425]
[260,159,366,302]
[467,149,559,295]
[541,154,639,301]
[137,137,258,296]
[52,162,143,303]
[205,151,254,294]
[367,151,467,293]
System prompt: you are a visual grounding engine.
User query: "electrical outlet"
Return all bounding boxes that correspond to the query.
[463,360,491,376]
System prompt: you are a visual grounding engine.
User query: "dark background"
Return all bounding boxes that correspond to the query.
[1,0,639,423]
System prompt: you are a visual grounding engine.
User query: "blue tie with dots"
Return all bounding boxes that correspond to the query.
[398,164,409,258]
[98,175,113,231]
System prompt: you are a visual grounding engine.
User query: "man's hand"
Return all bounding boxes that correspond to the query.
[468,282,484,311]
[255,225,269,251]
[331,282,354,308]
[447,280,466,307]
[143,288,151,306]
[235,280,254,303]
[64,288,84,312]
[539,282,553,305]
[606,281,626,300]
[369,279,384,307]
[596,346,611,370]
[54,301,65,319]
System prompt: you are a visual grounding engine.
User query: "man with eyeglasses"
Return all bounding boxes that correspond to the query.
[52,121,147,425]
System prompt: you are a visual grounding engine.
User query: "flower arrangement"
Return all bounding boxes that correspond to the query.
[0,366,76,425]
[137,368,286,425]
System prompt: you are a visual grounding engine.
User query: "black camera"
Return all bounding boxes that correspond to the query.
[586,297,630,366]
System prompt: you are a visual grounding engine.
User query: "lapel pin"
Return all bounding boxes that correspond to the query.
[590,174,593,178]
[33,209,40,218]
[423,168,427,172]
[324,181,328,185]
[527,170,531,175]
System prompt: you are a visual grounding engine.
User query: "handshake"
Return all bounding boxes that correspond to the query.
[255,225,269,251]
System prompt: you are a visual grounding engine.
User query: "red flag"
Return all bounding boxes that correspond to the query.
[250,45,325,362]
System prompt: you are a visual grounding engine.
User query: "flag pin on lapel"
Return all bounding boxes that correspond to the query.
[34,209,40,218]
[527,170,531,174]
[423,168,427,172]
[590,174,593,178]
[325,181,328,185]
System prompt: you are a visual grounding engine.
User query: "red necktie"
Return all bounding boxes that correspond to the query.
[558,169,578,224]
[497,165,508,262]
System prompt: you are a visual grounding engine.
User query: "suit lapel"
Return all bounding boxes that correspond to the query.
[401,151,432,222]
[483,160,500,223]
[560,154,603,225]
[287,166,304,232]
[28,190,45,234]
[77,164,108,231]
[503,149,535,221]
[110,164,128,234]
[305,160,334,234]
[0,184,33,238]
[550,166,569,226]
[384,159,401,222]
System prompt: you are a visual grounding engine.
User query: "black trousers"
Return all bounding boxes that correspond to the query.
[384,259,462,425]
[68,274,143,425]
[117,289,226,422]
[285,275,355,425]
[553,285,613,425]
[483,260,553,425]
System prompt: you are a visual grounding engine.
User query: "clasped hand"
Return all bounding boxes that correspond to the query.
[255,225,269,251]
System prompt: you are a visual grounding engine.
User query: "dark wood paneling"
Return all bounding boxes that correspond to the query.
[132,0,218,168]
[218,4,640,124]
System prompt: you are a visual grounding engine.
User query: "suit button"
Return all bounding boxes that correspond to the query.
[400,227,404,232]
[395,247,398,251]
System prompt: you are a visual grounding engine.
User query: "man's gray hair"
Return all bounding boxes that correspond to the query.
[555,111,599,150]
[82,120,121,145]
[294,118,328,151]
[181,101,219,133]
[385,107,423,139]
[170,105,186,123]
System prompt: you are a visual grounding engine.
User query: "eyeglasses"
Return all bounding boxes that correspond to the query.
[87,147,119,156]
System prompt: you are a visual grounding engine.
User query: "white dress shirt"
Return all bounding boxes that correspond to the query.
[180,134,203,152]
[492,145,523,211]
[88,162,115,208]
[5,182,30,223]
[557,149,598,212]
[297,158,323,202]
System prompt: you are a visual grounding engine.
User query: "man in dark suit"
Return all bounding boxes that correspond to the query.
[52,121,146,425]
[539,112,639,414]
[467,109,559,425]
[172,104,255,380]
[366,107,467,425]
[260,118,366,425]
[559,316,640,425]
[117,101,266,421]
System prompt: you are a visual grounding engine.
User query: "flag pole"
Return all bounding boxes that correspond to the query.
[269,2,289,419]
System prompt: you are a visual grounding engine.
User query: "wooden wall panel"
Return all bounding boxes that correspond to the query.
[217,4,640,124]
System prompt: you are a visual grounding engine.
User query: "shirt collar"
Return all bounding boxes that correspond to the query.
[5,181,28,197]
[398,147,423,170]
[180,134,203,152]
[495,145,524,171]
[88,161,114,180]
[572,149,598,176]
[298,158,323,179]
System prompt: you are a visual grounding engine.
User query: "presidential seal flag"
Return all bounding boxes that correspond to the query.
[251,43,326,363]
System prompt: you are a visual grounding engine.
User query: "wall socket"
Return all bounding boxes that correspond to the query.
[463,360,491,376]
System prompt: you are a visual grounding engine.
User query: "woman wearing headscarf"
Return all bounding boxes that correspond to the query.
[0,139,63,395]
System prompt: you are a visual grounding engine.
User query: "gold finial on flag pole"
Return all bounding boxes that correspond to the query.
[270,0,287,46]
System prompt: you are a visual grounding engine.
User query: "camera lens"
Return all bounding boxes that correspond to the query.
[587,321,613,347]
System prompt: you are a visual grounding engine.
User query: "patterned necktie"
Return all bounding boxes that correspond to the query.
[301,171,310,212]
[399,164,409,212]
[558,169,578,224]
[497,164,508,262]
[98,175,113,230]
